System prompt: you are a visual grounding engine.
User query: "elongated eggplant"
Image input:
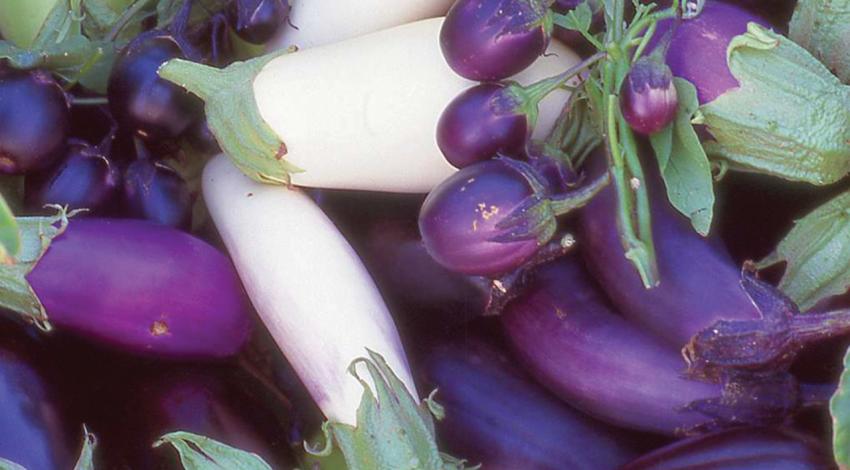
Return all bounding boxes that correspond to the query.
[421,337,640,469]
[620,427,832,469]
[0,345,72,470]
[500,257,807,434]
[578,161,760,348]
[22,218,252,358]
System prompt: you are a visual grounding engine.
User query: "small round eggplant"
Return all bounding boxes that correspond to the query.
[0,68,69,174]
[0,347,72,470]
[107,32,202,140]
[620,57,678,135]
[228,0,291,45]
[437,83,529,168]
[418,158,544,277]
[651,2,768,104]
[26,218,252,358]
[441,0,551,81]
[123,157,193,229]
[421,337,640,469]
[620,427,832,469]
[26,140,121,212]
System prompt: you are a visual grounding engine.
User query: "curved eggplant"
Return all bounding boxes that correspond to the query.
[421,337,640,469]
[0,345,72,470]
[620,427,833,469]
[500,257,804,434]
[26,218,252,358]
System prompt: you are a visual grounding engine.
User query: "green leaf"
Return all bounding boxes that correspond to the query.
[153,431,273,470]
[701,23,850,185]
[81,0,120,38]
[755,190,850,310]
[831,346,850,467]
[649,78,715,236]
[73,426,97,470]
[553,1,593,33]
[0,458,26,470]
[307,350,471,470]
[0,194,20,263]
[790,0,850,84]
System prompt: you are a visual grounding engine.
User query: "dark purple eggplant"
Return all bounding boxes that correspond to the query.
[620,57,678,135]
[441,0,551,81]
[25,218,252,358]
[123,156,193,229]
[0,346,72,470]
[620,427,833,469]
[578,160,760,348]
[228,0,291,45]
[0,68,70,174]
[500,257,808,434]
[421,337,640,469]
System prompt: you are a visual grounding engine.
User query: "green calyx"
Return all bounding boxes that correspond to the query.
[0,206,79,331]
[305,350,474,470]
[701,22,850,185]
[158,52,303,185]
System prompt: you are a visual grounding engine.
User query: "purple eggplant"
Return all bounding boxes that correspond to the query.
[651,2,768,105]
[620,57,678,135]
[0,68,70,174]
[0,346,72,470]
[620,427,833,469]
[500,257,808,434]
[123,157,193,229]
[441,0,551,81]
[26,218,252,358]
[228,0,291,45]
[421,337,640,469]
[26,138,121,213]
[418,158,547,276]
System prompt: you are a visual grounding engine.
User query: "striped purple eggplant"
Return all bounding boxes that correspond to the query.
[620,427,833,469]
[25,218,252,358]
[421,336,640,469]
[500,257,813,435]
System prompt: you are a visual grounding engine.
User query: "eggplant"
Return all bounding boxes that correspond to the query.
[24,218,252,358]
[500,256,810,434]
[0,344,72,470]
[620,427,833,469]
[421,337,640,469]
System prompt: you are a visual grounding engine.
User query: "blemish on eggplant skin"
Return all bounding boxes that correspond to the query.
[246,192,254,197]
[150,320,170,336]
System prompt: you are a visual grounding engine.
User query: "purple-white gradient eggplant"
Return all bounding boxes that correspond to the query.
[418,158,544,277]
[578,163,760,347]
[437,83,529,168]
[0,346,72,470]
[228,0,291,45]
[421,337,640,469]
[26,139,120,213]
[620,57,678,135]
[652,1,768,104]
[26,218,252,358]
[441,0,551,81]
[500,257,806,435]
[620,427,832,469]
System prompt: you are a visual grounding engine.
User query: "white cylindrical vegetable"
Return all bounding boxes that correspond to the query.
[267,0,454,51]
[160,18,580,193]
[254,18,579,191]
[202,154,415,426]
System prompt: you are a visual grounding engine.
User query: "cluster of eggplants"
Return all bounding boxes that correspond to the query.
[0,344,73,470]
[420,336,641,469]
[26,218,252,358]
[499,255,828,435]
[620,427,832,469]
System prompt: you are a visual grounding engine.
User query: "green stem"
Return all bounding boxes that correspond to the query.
[106,0,152,42]
[550,171,610,214]
[522,51,607,105]
[631,21,656,63]
[70,96,108,106]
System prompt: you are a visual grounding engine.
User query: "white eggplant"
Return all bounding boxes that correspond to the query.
[267,0,454,51]
[160,18,580,193]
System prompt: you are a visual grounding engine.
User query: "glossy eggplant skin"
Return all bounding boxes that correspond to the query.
[0,347,72,470]
[500,256,721,434]
[27,218,252,358]
[228,0,291,45]
[422,337,639,470]
[620,427,833,470]
[577,162,760,347]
